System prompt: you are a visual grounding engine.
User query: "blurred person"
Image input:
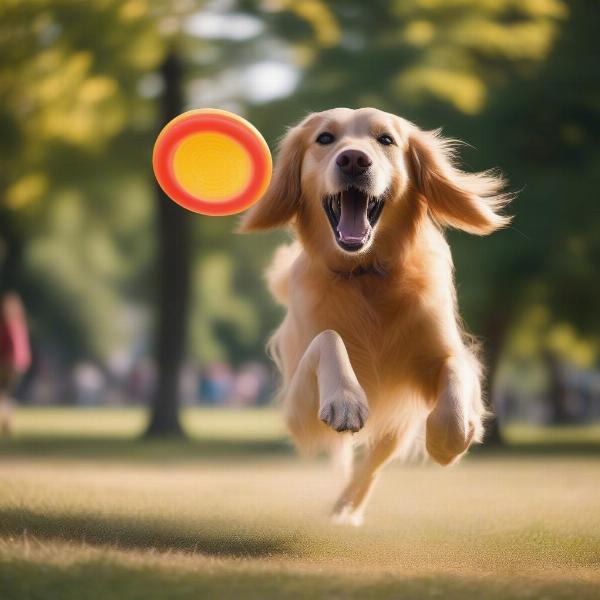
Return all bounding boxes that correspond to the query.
[234,362,269,406]
[126,357,156,405]
[180,362,200,406]
[28,353,62,405]
[71,362,105,406]
[199,362,235,405]
[0,292,31,435]
[103,350,133,405]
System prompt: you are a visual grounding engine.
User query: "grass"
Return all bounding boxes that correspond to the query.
[0,406,291,462]
[1,407,599,599]
[503,422,600,446]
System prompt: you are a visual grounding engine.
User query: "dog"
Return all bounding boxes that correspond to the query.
[240,108,512,525]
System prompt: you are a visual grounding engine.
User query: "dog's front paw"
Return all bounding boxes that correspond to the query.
[319,384,368,433]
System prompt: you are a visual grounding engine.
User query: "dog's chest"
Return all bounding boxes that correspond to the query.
[309,277,419,368]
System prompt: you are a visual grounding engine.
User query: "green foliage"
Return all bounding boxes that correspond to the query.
[190,252,259,364]
[0,0,163,359]
[253,0,566,118]
[0,0,597,369]
[0,0,162,200]
[455,0,600,353]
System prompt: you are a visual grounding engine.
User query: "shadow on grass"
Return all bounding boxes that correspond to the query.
[0,435,293,462]
[0,506,297,559]
[2,435,599,464]
[1,555,599,600]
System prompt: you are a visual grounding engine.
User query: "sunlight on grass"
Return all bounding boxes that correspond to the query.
[504,422,600,445]
[10,406,286,441]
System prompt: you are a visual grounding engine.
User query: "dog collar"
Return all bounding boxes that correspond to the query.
[331,263,387,280]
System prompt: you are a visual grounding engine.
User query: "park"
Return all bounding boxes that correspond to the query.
[1,1,599,598]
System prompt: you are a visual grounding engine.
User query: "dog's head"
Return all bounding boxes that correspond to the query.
[240,108,511,265]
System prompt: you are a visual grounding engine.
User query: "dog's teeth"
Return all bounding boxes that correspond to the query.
[331,196,341,218]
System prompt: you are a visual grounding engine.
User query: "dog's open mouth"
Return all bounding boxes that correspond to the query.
[323,187,385,252]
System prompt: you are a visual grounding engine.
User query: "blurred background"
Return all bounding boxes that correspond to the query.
[3,4,600,596]
[0,0,599,443]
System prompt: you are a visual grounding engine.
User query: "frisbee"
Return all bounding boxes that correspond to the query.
[152,109,272,216]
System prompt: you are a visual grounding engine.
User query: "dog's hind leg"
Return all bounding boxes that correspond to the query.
[330,435,354,486]
[331,431,400,526]
[282,329,369,452]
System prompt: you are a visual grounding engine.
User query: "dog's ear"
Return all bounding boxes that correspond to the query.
[407,127,512,235]
[238,117,313,232]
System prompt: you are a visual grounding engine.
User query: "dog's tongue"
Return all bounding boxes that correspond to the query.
[337,189,370,244]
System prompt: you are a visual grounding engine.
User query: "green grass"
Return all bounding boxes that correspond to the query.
[1,407,599,599]
[1,406,291,462]
[503,422,600,445]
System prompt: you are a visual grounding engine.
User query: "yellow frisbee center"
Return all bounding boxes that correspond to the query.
[172,132,252,201]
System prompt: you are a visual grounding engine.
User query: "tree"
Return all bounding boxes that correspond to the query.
[145,51,191,437]
[0,0,164,361]
[461,0,600,438]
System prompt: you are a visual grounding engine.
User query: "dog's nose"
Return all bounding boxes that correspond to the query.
[336,149,372,177]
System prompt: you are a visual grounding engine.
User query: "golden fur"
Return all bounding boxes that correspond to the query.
[240,108,512,525]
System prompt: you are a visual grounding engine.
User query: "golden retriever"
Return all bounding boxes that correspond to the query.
[240,107,512,525]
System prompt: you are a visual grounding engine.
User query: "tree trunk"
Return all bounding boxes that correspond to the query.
[480,310,510,446]
[0,214,23,293]
[145,51,190,437]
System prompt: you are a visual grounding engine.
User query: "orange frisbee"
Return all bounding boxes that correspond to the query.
[152,109,272,216]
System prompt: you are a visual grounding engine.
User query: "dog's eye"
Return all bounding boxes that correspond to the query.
[377,134,395,146]
[316,132,335,145]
